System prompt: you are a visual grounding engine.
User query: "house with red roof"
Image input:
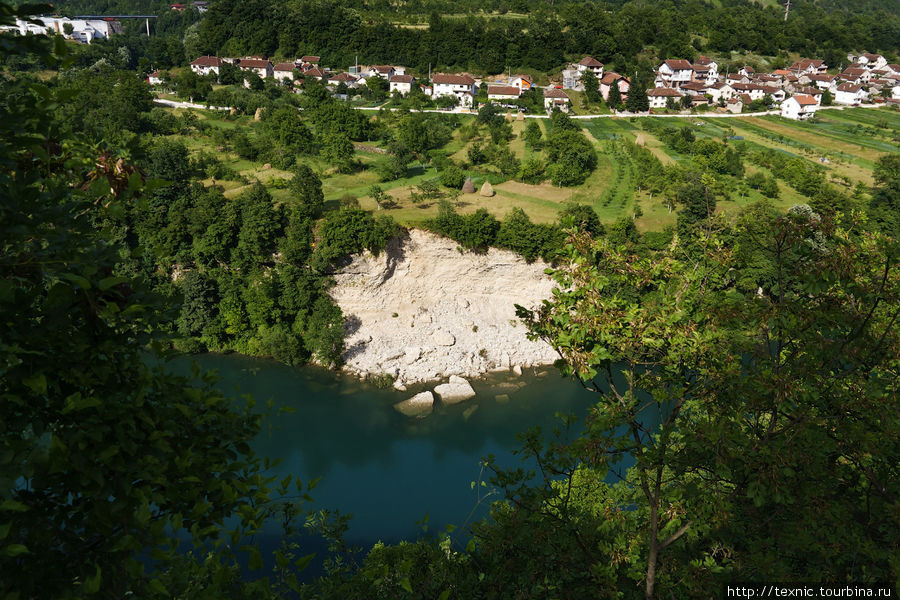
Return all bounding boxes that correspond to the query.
[657,59,694,88]
[543,87,570,112]
[190,55,222,76]
[431,73,477,107]
[781,94,819,120]
[389,74,416,95]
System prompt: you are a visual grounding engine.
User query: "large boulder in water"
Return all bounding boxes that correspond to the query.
[462,177,476,193]
[434,375,476,404]
[394,391,434,417]
[480,181,495,197]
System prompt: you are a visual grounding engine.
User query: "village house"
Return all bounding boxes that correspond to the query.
[431,73,477,107]
[147,70,163,86]
[695,55,719,73]
[886,64,900,76]
[679,81,707,97]
[739,65,755,78]
[303,66,326,80]
[892,84,900,100]
[647,87,683,108]
[725,97,743,113]
[599,72,630,101]
[841,67,871,85]
[273,62,296,83]
[389,74,416,95]
[691,64,718,86]
[328,72,359,88]
[299,55,319,67]
[509,75,533,92]
[858,53,887,71]
[789,58,827,75]
[807,73,837,90]
[657,59,694,88]
[725,72,750,85]
[706,82,736,103]
[190,55,222,76]
[237,58,273,79]
[543,87,570,113]
[487,85,521,103]
[781,94,819,120]
[577,56,604,79]
[834,82,868,105]
[367,65,395,79]
[793,86,824,104]
[561,67,582,90]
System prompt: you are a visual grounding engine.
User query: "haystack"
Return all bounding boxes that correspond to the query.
[461,177,476,193]
[516,111,525,121]
[480,181,495,197]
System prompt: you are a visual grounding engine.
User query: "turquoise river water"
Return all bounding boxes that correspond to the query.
[175,353,601,552]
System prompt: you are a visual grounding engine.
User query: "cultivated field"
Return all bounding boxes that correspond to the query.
[165,105,900,232]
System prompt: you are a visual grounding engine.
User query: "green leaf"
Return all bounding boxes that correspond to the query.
[62,273,91,290]
[294,553,315,571]
[98,276,127,291]
[148,579,168,596]
[0,500,29,512]
[83,565,101,594]
[248,546,263,571]
[2,544,29,557]
[399,577,413,593]
[22,374,47,395]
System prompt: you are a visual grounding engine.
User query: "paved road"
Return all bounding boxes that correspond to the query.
[153,97,886,120]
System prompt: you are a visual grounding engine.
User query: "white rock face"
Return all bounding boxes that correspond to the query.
[394,391,434,417]
[434,375,477,404]
[330,229,558,383]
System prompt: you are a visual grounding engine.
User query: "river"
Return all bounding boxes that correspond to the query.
[173,353,600,554]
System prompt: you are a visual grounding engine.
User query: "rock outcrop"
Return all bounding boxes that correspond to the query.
[394,391,434,417]
[330,229,557,384]
[434,375,476,404]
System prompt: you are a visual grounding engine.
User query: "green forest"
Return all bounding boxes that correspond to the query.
[2,0,899,598]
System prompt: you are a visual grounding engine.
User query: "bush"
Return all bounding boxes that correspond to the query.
[440,164,466,189]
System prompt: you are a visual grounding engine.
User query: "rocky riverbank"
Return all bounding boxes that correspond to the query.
[329,229,559,387]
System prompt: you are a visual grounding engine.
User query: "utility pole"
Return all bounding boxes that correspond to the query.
[784,0,791,21]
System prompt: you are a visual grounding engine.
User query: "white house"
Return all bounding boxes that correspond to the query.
[367,65,395,79]
[431,73,477,106]
[389,74,416,95]
[147,70,163,85]
[657,59,694,88]
[237,58,274,79]
[781,94,819,120]
[841,68,871,85]
[707,83,736,103]
[789,58,827,75]
[695,55,719,75]
[858,53,887,71]
[273,62,296,83]
[807,74,837,90]
[834,82,868,105]
[543,87,570,112]
[891,84,900,100]
[509,75,533,92]
[647,87,683,108]
[561,68,582,90]
[327,72,358,88]
[2,16,123,43]
[487,85,521,103]
[190,55,222,76]
[577,56,604,79]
